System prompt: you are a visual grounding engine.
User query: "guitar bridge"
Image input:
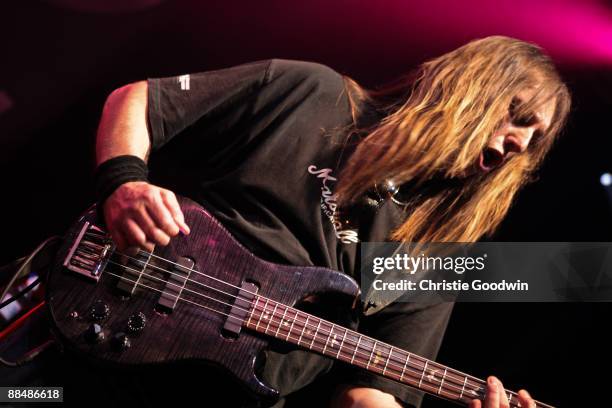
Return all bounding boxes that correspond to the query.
[63,221,114,282]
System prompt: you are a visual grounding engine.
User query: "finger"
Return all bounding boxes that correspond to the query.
[485,376,500,408]
[133,241,156,255]
[110,228,128,252]
[119,242,145,260]
[161,190,190,234]
[131,207,171,246]
[518,389,535,408]
[122,218,154,252]
[125,241,155,254]
[125,246,141,257]
[145,191,181,237]
[469,399,482,408]
[497,379,510,408]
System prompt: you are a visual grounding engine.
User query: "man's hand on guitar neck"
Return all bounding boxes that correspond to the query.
[103,181,190,253]
[470,376,535,408]
[332,376,536,407]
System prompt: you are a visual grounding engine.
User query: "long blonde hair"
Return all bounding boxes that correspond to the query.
[336,36,571,242]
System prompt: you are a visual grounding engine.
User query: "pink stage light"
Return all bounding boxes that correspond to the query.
[384,0,612,66]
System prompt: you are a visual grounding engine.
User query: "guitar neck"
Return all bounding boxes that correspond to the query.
[244,295,554,408]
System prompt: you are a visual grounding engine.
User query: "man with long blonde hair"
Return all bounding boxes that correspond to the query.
[94,36,570,407]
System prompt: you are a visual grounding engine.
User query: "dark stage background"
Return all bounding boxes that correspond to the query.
[1,1,612,406]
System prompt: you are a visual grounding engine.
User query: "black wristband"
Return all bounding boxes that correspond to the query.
[94,155,149,204]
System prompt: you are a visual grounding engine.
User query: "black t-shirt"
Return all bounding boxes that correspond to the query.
[146,59,454,408]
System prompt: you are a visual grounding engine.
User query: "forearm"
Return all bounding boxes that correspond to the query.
[96,81,150,165]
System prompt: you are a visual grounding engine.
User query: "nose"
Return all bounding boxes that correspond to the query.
[503,126,534,155]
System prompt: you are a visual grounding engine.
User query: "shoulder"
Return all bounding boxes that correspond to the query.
[266,59,342,79]
[264,59,346,93]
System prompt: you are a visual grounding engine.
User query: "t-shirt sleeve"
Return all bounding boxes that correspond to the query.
[146,59,272,152]
[146,58,347,155]
[335,301,455,408]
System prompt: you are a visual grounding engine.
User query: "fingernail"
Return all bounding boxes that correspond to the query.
[488,377,497,387]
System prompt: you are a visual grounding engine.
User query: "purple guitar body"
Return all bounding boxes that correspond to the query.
[46,196,359,404]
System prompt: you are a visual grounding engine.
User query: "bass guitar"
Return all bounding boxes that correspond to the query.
[46,197,554,407]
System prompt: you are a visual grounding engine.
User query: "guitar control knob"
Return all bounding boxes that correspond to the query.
[127,312,146,334]
[88,300,110,321]
[111,332,131,351]
[84,323,104,343]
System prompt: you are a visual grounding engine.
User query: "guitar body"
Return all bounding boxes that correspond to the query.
[44,196,555,408]
[46,196,360,404]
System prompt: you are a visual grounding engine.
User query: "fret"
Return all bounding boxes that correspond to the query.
[255,298,270,331]
[344,332,359,363]
[275,305,289,337]
[400,352,411,382]
[322,322,334,354]
[372,341,386,371]
[246,296,257,327]
[264,303,279,333]
[425,365,442,392]
[297,315,309,346]
[286,308,298,341]
[459,376,468,399]
[383,346,392,376]
[438,367,448,395]
[351,335,362,365]
[309,319,322,350]
[336,328,348,359]
[366,340,377,370]
[330,325,342,351]
[418,360,429,388]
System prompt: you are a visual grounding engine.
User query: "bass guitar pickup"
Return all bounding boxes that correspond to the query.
[222,281,258,337]
[156,257,194,313]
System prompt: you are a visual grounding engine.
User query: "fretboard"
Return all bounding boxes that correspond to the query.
[244,295,554,408]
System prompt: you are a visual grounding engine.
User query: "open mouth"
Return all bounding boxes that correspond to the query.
[479,148,504,172]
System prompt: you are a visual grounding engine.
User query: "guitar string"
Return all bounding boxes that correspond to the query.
[106,252,488,396]
[108,258,238,311]
[100,266,487,404]
[106,249,534,407]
